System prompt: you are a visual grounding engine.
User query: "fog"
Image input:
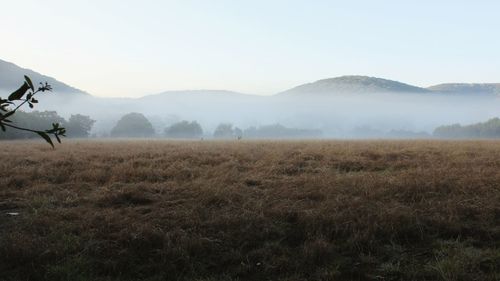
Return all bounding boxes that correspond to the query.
[13,88,500,139]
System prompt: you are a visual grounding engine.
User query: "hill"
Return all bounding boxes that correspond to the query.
[0,59,87,94]
[428,83,500,96]
[279,75,431,96]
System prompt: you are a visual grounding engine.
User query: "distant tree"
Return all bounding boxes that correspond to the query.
[243,123,322,139]
[386,129,430,139]
[0,76,65,147]
[66,114,95,138]
[111,112,155,137]
[433,124,463,138]
[234,127,243,139]
[165,120,203,139]
[213,123,234,139]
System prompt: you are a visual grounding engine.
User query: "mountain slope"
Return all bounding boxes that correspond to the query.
[0,59,87,94]
[279,76,430,96]
[427,83,500,95]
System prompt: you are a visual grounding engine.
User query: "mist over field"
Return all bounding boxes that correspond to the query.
[5,84,499,138]
[3,59,500,139]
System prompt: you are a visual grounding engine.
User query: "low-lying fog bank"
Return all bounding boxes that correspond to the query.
[20,90,500,139]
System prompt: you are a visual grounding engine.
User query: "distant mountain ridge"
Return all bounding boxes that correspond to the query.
[2,58,500,138]
[427,83,500,95]
[0,59,87,94]
[279,75,431,96]
[1,59,500,98]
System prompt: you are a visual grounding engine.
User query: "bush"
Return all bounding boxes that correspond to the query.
[111,113,155,138]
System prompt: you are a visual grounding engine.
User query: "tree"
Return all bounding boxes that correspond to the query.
[0,75,65,147]
[213,123,234,139]
[165,120,203,139]
[111,112,155,137]
[66,114,95,138]
[234,127,243,139]
[242,124,322,138]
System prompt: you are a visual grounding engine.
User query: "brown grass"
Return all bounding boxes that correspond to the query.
[0,139,499,281]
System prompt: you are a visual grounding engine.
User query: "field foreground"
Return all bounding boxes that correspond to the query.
[0,140,499,281]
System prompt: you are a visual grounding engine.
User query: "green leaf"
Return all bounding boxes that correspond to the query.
[24,75,34,91]
[36,131,54,148]
[0,123,5,132]
[8,82,30,101]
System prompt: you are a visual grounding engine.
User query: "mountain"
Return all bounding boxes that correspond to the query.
[427,83,500,96]
[279,75,430,96]
[0,59,87,94]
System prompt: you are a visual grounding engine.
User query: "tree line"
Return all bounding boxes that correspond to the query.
[433,117,500,138]
[0,110,95,140]
[1,76,321,144]
[0,109,324,140]
[111,112,322,139]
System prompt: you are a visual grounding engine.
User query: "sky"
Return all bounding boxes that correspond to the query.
[1,0,500,97]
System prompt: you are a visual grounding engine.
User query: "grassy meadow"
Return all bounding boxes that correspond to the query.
[0,140,499,281]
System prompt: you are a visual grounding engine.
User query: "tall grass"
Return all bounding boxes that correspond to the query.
[0,140,499,280]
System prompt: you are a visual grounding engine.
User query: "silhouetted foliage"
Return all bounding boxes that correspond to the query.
[0,76,65,147]
[164,120,203,139]
[111,112,155,137]
[0,111,95,140]
[0,111,64,139]
[434,118,500,138]
[66,114,96,138]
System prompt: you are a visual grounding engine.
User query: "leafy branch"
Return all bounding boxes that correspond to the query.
[0,75,65,147]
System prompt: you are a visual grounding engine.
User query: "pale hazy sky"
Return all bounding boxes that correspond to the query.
[1,0,500,97]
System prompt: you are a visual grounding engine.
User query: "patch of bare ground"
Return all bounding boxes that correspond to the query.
[0,140,499,280]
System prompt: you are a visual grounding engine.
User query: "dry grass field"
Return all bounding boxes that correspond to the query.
[0,140,499,281]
